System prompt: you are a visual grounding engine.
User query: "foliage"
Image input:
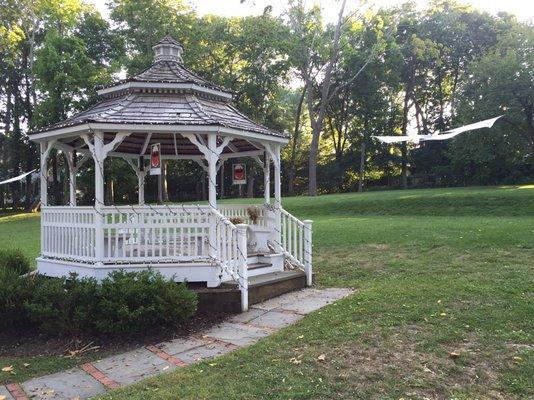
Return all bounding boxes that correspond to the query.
[95,270,197,334]
[246,206,261,224]
[22,270,197,335]
[0,0,532,207]
[0,265,35,329]
[24,273,100,335]
[0,248,31,274]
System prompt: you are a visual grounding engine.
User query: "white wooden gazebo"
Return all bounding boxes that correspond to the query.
[29,36,312,311]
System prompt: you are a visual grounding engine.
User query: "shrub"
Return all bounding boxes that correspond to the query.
[0,249,31,275]
[95,270,197,334]
[22,270,197,336]
[25,273,99,335]
[0,266,35,329]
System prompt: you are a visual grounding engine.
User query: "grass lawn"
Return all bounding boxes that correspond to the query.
[1,186,533,398]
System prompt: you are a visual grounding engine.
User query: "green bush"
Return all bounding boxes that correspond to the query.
[0,248,31,275]
[25,273,99,335]
[95,270,197,334]
[22,270,197,336]
[0,266,35,329]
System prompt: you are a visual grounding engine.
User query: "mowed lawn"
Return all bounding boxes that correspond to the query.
[1,186,533,398]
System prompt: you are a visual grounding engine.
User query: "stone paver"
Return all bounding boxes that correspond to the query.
[22,367,106,399]
[248,310,304,329]
[157,336,205,356]
[94,348,175,386]
[203,322,271,347]
[228,308,267,324]
[0,385,15,400]
[173,341,234,364]
[5,287,354,400]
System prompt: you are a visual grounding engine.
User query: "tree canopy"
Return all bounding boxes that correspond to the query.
[0,0,532,208]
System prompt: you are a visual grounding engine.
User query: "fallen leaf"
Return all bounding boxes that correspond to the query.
[1,366,13,372]
[23,363,30,367]
[440,312,447,317]
[449,351,460,359]
[297,335,304,340]
[289,357,301,365]
[317,354,326,361]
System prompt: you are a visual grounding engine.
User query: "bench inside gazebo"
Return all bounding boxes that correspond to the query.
[29,36,313,312]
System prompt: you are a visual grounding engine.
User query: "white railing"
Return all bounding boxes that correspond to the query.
[211,208,249,311]
[41,206,96,261]
[101,205,211,263]
[281,209,313,286]
[219,204,267,226]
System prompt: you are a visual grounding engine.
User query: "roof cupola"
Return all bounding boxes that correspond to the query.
[152,35,184,63]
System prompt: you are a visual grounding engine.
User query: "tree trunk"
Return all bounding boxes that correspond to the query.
[288,86,306,196]
[161,160,169,202]
[401,89,411,189]
[246,160,254,198]
[358,141,366,192]
[306,0,347,196]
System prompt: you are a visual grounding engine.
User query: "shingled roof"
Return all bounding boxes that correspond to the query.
[32,36,285,139]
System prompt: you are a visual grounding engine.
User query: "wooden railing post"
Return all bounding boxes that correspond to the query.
[303,219,313,286]
[236,223,249,311]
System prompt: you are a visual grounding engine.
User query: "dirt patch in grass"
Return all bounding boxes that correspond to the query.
[297,325,514,399]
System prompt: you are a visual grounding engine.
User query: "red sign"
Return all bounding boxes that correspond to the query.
[150,143,161,175]
[233,163,246,185]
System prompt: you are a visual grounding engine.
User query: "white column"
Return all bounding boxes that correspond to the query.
[39,142,49,206]
[138,157,146,205]
[303,219,313,286]
[207,134,217,209]
[93,131,105,262]
[237,223,249,311]
[273,145,282,247]
[264,152,271,204]
[207,134,218,265]
[65,150,77,206]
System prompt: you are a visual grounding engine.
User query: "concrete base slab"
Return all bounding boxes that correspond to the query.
[95,348,175,385]
[0,386,15,400]
[22,367,106,400]
[204,322,270,347]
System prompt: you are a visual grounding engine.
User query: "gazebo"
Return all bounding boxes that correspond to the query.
[29,36,312,311]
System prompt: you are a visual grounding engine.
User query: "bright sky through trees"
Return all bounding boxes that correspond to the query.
[88,0,533,22]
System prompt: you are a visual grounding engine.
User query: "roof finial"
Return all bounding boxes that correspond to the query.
[152,35,184,63]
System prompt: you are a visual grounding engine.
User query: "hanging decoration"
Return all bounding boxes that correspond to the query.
[233,163,246,185]
[150,143,161,175]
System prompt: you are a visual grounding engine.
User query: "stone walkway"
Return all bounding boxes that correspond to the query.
[0,288,353,400]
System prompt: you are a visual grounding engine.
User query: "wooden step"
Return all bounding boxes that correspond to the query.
[247,262,272,270]
[248,270,306,305]
[190,270,306,313]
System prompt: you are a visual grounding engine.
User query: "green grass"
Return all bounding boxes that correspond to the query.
[1,186,533,397]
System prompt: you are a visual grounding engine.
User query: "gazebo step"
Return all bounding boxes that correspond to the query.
[248,262,272,270]
[192,270,306,313]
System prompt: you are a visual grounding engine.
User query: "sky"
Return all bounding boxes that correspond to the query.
[88,0,533,23]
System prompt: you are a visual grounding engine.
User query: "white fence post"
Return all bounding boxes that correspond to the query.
[236,223,249,311]
[303,219,313,286]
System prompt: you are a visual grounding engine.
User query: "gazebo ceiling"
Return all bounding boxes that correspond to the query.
[30,35,287,149]
[62,132,261,158]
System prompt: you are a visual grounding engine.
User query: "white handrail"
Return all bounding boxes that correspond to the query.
[210,208,249,311]
[280,208,313,286]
